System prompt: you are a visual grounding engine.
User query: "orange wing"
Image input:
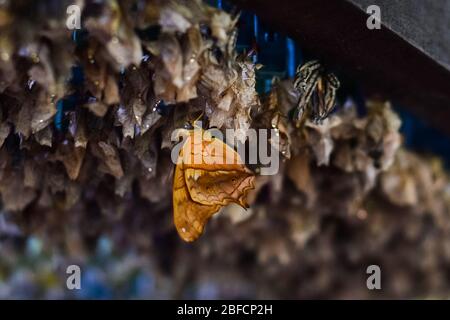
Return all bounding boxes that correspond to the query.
[173,129,255,242]
[185,169,254,208]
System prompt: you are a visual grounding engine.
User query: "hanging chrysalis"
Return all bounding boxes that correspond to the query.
[293,60,340,124]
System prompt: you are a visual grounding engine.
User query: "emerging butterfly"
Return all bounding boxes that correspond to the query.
[293,60,340,124]
[172,127,255,242]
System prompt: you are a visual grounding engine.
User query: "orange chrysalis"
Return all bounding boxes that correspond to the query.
[172,128,255,242]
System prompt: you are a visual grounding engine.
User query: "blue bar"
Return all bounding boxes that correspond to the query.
[253,15,259,63]
[286,37,296,78]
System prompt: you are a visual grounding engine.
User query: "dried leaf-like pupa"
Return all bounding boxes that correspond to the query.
[173,129,255,242]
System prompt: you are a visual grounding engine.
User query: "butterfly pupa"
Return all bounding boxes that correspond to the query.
[172,128,255,242]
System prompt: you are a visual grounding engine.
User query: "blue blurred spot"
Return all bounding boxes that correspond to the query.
[70,65,85,87]
[71,29,89,47]
[25,236,42,257]
[96,236,113,257]
[76,268,112,299]
[54,96,77,132]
